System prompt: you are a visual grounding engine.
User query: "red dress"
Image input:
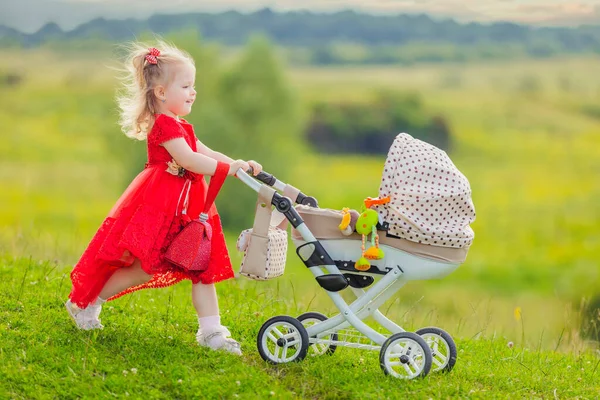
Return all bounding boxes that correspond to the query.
[69,114,234,308]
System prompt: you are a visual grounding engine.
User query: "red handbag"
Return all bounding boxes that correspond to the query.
[165,162,229,271]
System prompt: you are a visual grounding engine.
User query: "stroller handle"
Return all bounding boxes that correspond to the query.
[236,168,263,192]
[244,167,278,187]
[236,167,318,207]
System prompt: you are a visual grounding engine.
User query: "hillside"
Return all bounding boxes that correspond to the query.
[2,9,600,62]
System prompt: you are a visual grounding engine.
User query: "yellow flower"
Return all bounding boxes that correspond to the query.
[514,306,522,321]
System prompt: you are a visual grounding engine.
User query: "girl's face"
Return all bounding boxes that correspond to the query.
[158,62,196,117]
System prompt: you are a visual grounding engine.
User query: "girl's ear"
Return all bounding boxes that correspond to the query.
[153,86,165,102]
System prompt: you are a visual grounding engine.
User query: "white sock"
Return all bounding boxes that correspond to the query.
[93,297,106,307]
[198,315,221,333]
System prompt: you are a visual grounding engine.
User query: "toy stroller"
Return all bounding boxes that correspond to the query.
[236,133,476,379]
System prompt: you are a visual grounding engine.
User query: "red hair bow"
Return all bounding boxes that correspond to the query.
[145,47,160,65]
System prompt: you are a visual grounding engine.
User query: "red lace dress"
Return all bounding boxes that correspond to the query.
[69,114,234,308]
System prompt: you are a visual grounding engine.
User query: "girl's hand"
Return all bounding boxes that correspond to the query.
[247,160,262,176]
[228,159,250,176]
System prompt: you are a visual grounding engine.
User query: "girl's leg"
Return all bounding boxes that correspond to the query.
[98,258,152,300]
[191,281,219,317]
[192,282,241,355]
[67,259,152,330]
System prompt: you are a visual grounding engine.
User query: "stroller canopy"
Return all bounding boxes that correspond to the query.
[375,133,475,249]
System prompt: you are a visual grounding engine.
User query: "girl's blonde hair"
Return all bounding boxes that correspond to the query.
[116,40,194,140]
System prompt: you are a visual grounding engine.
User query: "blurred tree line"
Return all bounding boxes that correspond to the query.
[306,92,451,154]
[300,42,572,66]
[3,9,600,64]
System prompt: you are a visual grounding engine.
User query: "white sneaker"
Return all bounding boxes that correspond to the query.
[196,326,242,355]
[65,299,104,330]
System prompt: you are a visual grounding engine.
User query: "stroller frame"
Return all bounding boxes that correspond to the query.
[238,169,458,379]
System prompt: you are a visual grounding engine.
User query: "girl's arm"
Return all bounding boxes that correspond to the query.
[162,138,247,176]
[196,140,234,163]
[196,139,263,175]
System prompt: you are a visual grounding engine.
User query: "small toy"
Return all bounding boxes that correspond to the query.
[364,196,391,209]
[338,207,360,236]
[354,196,390,271]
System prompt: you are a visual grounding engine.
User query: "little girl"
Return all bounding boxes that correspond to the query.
[65,41,262,356]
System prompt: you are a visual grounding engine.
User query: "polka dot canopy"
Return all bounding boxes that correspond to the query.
[374,133,476,249]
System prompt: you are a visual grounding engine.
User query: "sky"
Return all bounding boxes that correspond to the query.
[2,0,600,33]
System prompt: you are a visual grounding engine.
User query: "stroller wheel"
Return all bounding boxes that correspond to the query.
[297,312,338,356]
[415,327,457,373]
[379,332,432,379]
[257,315,309,364]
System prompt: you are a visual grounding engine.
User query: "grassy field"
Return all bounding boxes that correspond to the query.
[2,256,599,399]
[1,49,600,397]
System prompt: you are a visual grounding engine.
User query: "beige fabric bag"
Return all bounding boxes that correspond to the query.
[237,185,290,280]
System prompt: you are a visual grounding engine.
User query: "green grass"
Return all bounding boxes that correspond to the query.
[2,49,600,397]
[2,256,599,399]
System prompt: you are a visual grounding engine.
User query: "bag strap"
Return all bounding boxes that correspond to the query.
[268,184,299,229]
[199,161,230,221]
[253,185,276,236]
[253,184,298,234]
[178,161,230,218]
[177,179,193,217]
[270,211,288,230]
